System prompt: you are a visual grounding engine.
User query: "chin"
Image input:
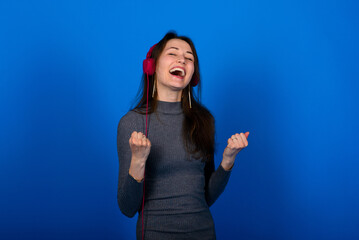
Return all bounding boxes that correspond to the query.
[169,85,186,92]
[173,81,191,89]
[171,79,191,88]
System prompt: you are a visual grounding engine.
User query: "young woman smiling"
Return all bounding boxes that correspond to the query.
[117,32,249,240]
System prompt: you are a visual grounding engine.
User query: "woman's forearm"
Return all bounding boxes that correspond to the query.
[129,156,146,182]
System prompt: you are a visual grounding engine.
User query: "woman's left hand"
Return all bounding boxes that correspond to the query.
[221,132,249,171]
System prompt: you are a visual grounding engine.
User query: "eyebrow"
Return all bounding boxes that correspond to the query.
[166,47,193,55]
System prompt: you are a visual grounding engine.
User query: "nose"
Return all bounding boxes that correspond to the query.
[177,56,186,64]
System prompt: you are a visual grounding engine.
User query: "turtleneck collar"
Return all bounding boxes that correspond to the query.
[156,100,183,114]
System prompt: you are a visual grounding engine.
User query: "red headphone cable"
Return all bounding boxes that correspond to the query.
[141,73,151,240]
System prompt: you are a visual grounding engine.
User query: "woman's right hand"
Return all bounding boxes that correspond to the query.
[128,131,151,182]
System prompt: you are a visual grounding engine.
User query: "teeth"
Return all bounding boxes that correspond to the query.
[170,68,185,77]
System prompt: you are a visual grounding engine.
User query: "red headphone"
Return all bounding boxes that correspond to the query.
[143,44,199,86]
[143,44,157,75]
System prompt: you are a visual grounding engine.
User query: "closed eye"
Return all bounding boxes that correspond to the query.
[186,58,193,61]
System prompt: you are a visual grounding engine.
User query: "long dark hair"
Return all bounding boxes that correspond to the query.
[133,31,215,162]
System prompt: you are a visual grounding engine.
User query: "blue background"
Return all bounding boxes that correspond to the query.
[1,0,358,239]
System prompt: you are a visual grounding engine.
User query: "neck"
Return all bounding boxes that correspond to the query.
[157,87,183,102]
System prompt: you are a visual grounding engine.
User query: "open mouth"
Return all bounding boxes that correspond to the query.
[169,67,185,77]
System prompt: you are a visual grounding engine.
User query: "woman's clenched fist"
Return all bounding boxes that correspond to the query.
[221,132,249,170]
[129,131,151,161]
[128,131,151,182]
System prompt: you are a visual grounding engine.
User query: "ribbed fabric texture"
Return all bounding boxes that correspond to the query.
[117,101,231,240]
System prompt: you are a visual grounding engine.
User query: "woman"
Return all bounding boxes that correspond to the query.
[117,32,249,240]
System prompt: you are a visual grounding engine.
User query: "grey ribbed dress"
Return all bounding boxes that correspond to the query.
[117,101,231,240]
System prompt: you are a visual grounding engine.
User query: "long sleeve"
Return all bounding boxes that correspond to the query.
[204,157,232,206]
[117,112,144,218]
[118,102,225,238]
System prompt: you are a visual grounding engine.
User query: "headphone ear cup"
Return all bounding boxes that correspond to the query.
[143,58,156,75]
[143,44,157,75]
[191,75,199,86]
